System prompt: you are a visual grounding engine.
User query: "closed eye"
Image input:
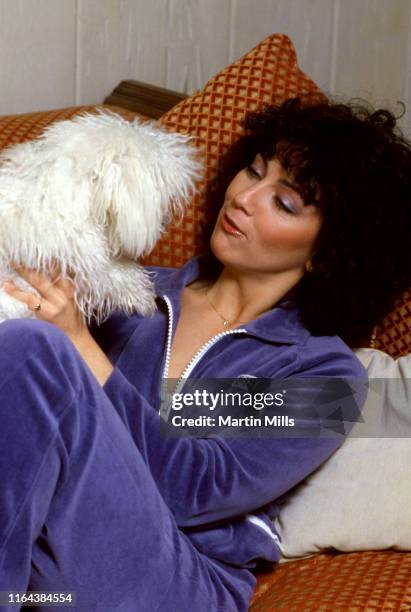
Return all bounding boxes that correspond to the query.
[245,165,261,179]
[274,196,295,214]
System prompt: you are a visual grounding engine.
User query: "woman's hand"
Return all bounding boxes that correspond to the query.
[3,267,86,340]
[3,267,114,386]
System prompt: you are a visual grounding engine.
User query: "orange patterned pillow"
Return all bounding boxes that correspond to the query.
[143,34,326,269]
[373,289,411,357]
[0,105,138,150]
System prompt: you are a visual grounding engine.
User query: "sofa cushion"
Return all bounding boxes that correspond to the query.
[273,348,411,558]
[250,550,411,610]
[0,105,138,150]
[373,289,411,357]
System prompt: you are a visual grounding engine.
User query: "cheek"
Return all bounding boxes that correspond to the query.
[210,208,224,242]
[258,218,320,252]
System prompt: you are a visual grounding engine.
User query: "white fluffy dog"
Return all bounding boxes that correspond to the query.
[0,111,200,323]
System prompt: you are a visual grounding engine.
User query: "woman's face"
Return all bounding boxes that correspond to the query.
[210,154,322,284]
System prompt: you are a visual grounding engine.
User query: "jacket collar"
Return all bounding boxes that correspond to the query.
[154,256,310,346]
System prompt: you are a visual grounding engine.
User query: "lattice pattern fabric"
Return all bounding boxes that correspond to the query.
[250,551,411,611]
[145,33,326,270]
[0,105,137,150]
[373,289,411,357]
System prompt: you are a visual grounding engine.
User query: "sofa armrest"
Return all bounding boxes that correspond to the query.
[104,80,187,119]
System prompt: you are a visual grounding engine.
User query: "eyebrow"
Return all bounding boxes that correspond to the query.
[279,178,304,200]
[258,154,304,200]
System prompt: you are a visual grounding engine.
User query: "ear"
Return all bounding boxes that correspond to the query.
[91,115,201,259]
[93,157,148,258]
[305,259,314,273]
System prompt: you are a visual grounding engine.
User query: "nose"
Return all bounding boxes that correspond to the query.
[232,183,259,216]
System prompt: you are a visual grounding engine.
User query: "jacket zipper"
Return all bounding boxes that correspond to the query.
[160,295,247,417]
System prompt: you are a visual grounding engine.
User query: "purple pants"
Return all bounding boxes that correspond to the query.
[0,320,251,611]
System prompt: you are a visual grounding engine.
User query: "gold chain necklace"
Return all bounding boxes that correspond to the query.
[205,290,247,328]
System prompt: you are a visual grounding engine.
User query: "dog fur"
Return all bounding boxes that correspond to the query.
[0,111,200,322]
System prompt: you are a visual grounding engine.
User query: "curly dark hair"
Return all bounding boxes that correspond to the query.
[203,98,411,347]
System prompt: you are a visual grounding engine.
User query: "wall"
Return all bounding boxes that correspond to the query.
[0,0,410,134]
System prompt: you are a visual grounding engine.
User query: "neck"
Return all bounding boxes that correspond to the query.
[206,267,300,325]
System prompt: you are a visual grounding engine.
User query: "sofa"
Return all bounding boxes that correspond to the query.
[1,33,410,611]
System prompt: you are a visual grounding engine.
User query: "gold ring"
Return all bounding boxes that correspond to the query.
[32,301,42,312]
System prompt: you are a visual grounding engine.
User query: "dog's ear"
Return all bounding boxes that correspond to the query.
[91,116,201,259]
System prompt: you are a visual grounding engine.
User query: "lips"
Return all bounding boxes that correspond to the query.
[221,212,246,237]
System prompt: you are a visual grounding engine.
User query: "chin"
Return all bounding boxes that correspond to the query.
[209,219,250,273]
[209,241,240,275]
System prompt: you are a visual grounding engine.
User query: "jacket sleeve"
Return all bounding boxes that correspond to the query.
[103,349,368,528]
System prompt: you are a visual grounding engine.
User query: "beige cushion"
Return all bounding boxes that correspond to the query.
[274,348,411,557]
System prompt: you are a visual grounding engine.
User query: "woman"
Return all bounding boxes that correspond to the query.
[1,99,411,611]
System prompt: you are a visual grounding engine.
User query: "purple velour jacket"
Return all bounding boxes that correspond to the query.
[93,256,368,570]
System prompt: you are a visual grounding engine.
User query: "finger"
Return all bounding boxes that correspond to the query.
[46,259,75,282]
[48,259,61,281]
[14,267,53,294]
[12,267,76,305]
[56,276,75,298]
[14,267,71,300]
[3,280,44,313]
[48,259,70,285]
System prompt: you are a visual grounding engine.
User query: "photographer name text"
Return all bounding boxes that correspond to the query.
[171,414,295,428]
